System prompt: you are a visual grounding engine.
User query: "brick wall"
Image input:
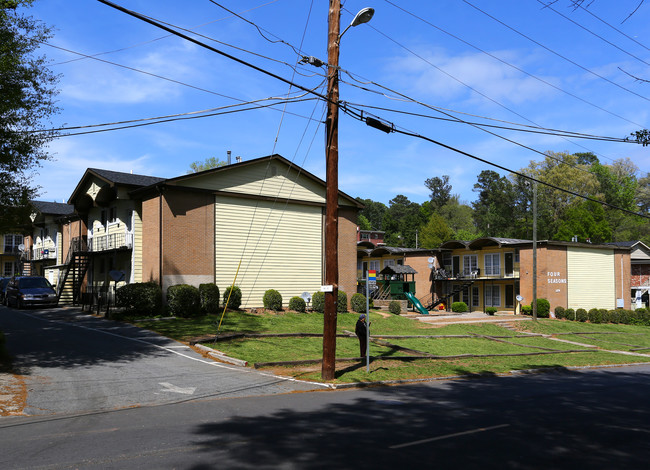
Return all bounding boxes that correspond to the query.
[519,245,569,310]
[406,252,435,298]
[161,189,215,278]
[141,195,161,283]
[338,206,358,306]
[614,249,631,309]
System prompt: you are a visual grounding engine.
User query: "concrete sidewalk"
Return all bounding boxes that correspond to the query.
[403,311,533,326]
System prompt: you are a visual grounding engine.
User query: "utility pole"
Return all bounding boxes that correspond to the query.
[532,181,538,321]
[321,0,341,381]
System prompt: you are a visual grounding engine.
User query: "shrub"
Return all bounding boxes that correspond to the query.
[311,290,347,313]
[576,308,588,322]
[312,291,325,313]
[223,286,242,310]
[199,283,220,314]
[263,289,283,311]
[636,307,649,314]
[351,293,367,313]
[485,307,498,316]
[564,308,575,321]
[588,308,603,324]
[521,305,532,316]
[288,296,306,313]
[554,306,565,319]
[389,300,401,315]
[533,298,550,318]
[338,290,348,313]
[167,284,200,318]
[115,282,162,316]
[451,301,468,313]
[618,309,632,325]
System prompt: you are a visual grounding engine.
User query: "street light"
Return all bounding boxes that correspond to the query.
[340,7,374,39]
[322,2,374,381]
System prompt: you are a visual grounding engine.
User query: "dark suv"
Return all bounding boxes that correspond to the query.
[5,276,58,309]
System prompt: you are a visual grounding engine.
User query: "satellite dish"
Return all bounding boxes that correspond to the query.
[516,295,524,302]
[300,291,312,302]
[427,257,434,263]
[18,244,25,252]
[109,270,125,282]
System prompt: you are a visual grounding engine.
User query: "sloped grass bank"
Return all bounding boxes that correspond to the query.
[135,312,650,383]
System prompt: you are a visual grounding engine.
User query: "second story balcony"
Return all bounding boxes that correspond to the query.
[434,267,520,281]
[89,230,133,252]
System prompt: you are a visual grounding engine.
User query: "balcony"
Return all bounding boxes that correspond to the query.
[89,230,133,252]
[32,248,57,261]
[434,267,520,281]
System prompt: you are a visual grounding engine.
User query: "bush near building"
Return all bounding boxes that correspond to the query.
[115,282,163,317]
[167,284,200,318]
[311,290,348,313]
[199,283,220,314]
[389,300,401,315]
[351,293,367,313]
[263,289,283,311]
[451,301,468,313]
[288,296,306,313]
[223,286,242,310]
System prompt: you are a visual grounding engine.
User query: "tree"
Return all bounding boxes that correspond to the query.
[637,173,650,213]
[1,0,59,232]
[472,170,516,237]
[553,200,611,244]
[357,214,371,231]
[188,157,227,173]
[419,213,455,248]
[437,196,478,239]
[424,175,451,211]
[356,198,387,231]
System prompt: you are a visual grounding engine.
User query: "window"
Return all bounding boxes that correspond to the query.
[472,286,480,307]
[462,286,470,305]
[485,285,501,307]
[369,260,380,272]
[463,254,478,275]
[484,253,501,276]
[4,234,23,253]
[384,259,395,268]
[361,233,369,240]
[4,261,15,277]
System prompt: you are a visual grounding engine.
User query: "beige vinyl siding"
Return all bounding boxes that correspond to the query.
[215,196,322,308]
[567,247,615,310]
[183,163,325,203]
[132,209,142,283]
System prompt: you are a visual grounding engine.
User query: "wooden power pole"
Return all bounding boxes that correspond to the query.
[321,0,341,381]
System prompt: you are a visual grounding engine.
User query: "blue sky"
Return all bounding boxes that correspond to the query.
[26,0,650,207]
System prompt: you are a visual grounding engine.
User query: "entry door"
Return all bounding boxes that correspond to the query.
[505,252,514,277]
[362,261,368,279]
[505,285,514,308]
[452,256,460,278]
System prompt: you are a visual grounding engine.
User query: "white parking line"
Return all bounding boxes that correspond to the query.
[390,424,510,449]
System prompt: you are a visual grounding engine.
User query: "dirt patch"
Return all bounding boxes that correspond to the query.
[0,372,26,416]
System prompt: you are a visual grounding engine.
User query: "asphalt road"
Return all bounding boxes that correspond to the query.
[0,305,327,416]
[1,364,650,469]
[2,305,650,468]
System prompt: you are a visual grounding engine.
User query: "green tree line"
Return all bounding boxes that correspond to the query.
[357,152,650,248]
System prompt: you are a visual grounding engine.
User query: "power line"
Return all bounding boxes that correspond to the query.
[461,0,650,103]
[51,0,283,66]
[345,106,649,219]
[27,96,318,135]
[342,100,634,143]
[536,0,650,67]
[381,0,644,129]
[97,1,331,105]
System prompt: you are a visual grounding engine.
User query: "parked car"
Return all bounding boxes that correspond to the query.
[0,277,9,304]
[5,276,58,309]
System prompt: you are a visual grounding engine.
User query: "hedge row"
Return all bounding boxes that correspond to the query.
[554,306,650,326]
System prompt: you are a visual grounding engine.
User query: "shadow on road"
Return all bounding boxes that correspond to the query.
[189,367,650,469]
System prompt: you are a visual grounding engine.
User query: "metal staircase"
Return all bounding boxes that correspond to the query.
[426,280,475,310]
[57,238,90,305]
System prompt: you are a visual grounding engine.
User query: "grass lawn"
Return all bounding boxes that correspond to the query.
[134,311,650,384]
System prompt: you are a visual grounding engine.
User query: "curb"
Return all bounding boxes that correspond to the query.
[192,343,248,367]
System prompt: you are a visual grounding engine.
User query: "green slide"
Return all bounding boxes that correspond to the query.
[404,291,429,315]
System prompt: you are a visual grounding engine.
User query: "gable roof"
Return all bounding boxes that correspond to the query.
[31,201,75,216]
[69,168,166,204]
[130,154,363,208]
